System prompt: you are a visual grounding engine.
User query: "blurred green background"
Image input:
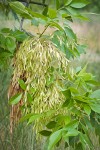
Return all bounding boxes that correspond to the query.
[0,0,100,149]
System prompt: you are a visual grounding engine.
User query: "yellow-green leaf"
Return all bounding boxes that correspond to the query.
[9,93,22,105]
[18,79,26,90]
[47,129,62,150]
[70,0,89,8]
[48,8,57,19]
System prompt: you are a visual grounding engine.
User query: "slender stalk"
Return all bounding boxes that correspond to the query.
[39,24,50,38]
[20,2,29,31]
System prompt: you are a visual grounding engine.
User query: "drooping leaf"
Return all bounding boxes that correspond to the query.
[78,64,87,76]
[84,104,91,115]
[49,21,64,31]
[48,8,57,19]
[64,26,76,41]
[47,129,62,150]
[79,73,93,81]
[19,113,34,122]
[52,34,60,48]
[0,33,6,48]
[76,45,86,54]
[46,121,57,129]
[64,120,79,130]
[90,89,100,99]
[66,129,79,137]
[29,87,36,94]
[74,96,90,103]
[28,114,41,124]
[12,30,28,42]
[1,28,11,33]
[89,103,100,113]
[6,36,16,52]
[65,0,73,6]
[0,51,12,58]
[67,6,79,16]
[56,115,71,125]
[76,66,82,73]
[18,79,26,90]
[10,1,26,13]
[62,99,70,107]
[83,116,93,130]
[75,14,89,21]
[80,133,93,149]
[86,80,100,86]
[75,143,83,150]
[27,93,33,103]
[62,89,71,99]
[62,14,73,22]
[39,130,52,136]
[70,0,89,8]
[27,8,48,20]
[69,87,79,95]
[9,2,32,19]
[9,93,22,105]
[42,6,48,16]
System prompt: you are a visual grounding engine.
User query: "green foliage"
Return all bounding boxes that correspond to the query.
[40,65,99,149]
[85,0,100,13]
[6,36,16,52]
[70,0,89,8]
[9,93,22,105]
[39,130,52,136]
[47,129,62,150]
[9,1,33,19]
[90,89,100,99]
[18,79,27,90]
[0,28,28,69]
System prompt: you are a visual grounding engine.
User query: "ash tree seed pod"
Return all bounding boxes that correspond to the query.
[9,37,70,134]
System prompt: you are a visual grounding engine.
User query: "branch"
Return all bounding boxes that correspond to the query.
[20,2,29,31]
[21,28,35,37]
[18,0,47,7]
[19,0,47,37]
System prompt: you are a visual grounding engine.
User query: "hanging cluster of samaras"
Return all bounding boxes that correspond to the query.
[8,37,70,133]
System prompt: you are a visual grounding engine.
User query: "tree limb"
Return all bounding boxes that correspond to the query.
[20,2,28,31]
[17,0,47,7]
[19,0,45,36]
[21,28,35,37]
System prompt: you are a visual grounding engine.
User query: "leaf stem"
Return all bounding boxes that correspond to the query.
[39,24,50,38]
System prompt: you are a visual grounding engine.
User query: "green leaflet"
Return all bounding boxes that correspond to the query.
[9,93,22,105]
[39,130,52,136]
[65,0,73,6]
[6,36,16,53]
[84,104,91,115]
[46,121,57,129]
[47,129,62,150]
[70,0,89,8]
[89,103,100,113]
[18,79,27,90]
[27,114,42,124]
[27,8,48,20]
[48,8,57,19]
[90,89,100,99]
[65,26,77,41]
[9,1,32,19]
